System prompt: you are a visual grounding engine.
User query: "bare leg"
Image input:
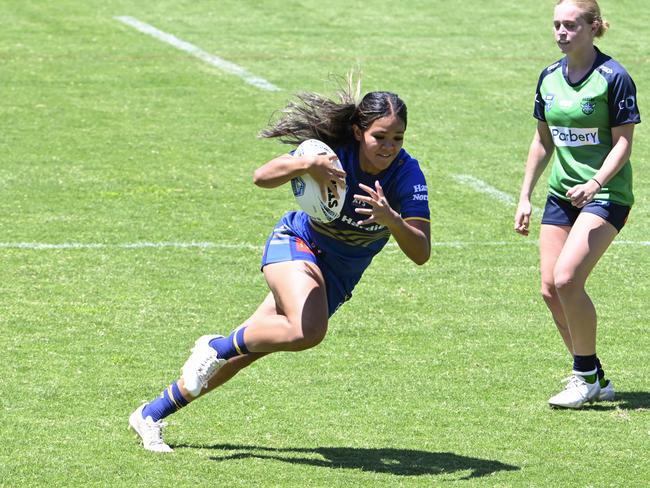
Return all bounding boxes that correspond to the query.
[177,294,277,400]
[178,260,329,400]
[553,213,617,356]
[129,261,330,451]
[539,224,573,352]
[544,214,618,407]
[243,260,329,352]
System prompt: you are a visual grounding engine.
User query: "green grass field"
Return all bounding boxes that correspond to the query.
[2,1,649,486]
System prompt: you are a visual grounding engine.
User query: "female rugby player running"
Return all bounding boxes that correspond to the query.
[514,0,640,408]
[129,79,431,451]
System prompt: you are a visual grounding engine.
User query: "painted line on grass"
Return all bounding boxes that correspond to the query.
[1,240,648,251]
[0,241,262,251]
[114,16,280,92]
[452,174,540,214]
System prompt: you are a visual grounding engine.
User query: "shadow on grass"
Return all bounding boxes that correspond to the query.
[173,443,520,480]
[587,391,650,411]
[617,391,650,409]
[557,391,650,411]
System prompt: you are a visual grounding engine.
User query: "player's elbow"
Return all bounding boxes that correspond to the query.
[252,169,271,188]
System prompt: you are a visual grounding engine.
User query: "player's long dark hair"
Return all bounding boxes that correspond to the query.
[258,74,407,149]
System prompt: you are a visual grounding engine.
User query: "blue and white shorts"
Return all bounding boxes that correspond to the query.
[261,216,352,317]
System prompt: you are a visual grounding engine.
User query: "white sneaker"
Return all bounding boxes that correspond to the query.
[129,403,173,453]
[181,335,226,397]
[597,380,615,402]
[548,373,601,409]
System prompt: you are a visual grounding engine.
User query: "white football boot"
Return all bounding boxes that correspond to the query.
[548,373,601,409]
[597,380,615,402]
[129,403,173,453]
[181,335,226,397]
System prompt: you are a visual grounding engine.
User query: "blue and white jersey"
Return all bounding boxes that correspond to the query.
[312,143,430,257]
[274,142,429,302]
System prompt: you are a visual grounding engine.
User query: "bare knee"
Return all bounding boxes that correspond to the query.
[285,318,328,351]
[554,270,582,296]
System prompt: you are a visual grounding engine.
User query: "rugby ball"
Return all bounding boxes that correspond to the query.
[290,139,346,223]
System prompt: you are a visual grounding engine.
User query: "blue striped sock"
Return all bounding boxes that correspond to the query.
[209,326,249,360]
[142,382,189,422]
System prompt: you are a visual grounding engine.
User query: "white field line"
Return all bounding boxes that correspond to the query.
[0,241,262,251]
[452,174,540,214]
[0,240,648,251]
[114,16,280,92]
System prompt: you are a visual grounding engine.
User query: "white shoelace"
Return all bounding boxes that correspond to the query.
[563,375,585,389]
[143,418,167,446]
[195,351,221,387]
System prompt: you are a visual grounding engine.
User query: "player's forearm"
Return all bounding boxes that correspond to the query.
[593,129,634,187]
[253,154,309,188]
[387,218,430,265]
[519,138,553,200]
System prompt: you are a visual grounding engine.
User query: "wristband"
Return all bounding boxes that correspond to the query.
[591,177,602,189]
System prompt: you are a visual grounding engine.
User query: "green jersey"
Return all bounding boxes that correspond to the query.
[534,48,640,206]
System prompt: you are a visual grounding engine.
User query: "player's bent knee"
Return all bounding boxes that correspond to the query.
[286,319,328,350]
[302,325,328,349]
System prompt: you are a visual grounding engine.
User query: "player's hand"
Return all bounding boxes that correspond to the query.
[353,181,399,227]
[305,154,346,186]
[305,154,346,200]
[514,199,532,236]
[566,179,600,208]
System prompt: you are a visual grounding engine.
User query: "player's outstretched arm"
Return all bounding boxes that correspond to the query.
[354,181,431,265]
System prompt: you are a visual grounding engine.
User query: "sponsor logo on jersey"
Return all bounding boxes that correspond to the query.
[412,184,428,201]
[581,97,596,115]
[352,197,366,207]
[559,100,573,109]
[549,126,599,147]
[618,95,636,110]
[599,65,613,75]
[547,62,560,72]
[349,198,385,231]
[544,93,555,110]
[340,213,384,232]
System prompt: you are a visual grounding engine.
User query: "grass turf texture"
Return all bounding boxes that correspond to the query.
[1,0,649,486]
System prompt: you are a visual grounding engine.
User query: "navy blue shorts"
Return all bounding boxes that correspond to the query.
[541,194,630,232]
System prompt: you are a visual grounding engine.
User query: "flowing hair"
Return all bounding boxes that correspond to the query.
[259,74,407,149]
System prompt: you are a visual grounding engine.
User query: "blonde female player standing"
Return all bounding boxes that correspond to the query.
[515,0,640,408]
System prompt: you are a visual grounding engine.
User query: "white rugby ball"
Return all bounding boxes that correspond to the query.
[290,139,347,223]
